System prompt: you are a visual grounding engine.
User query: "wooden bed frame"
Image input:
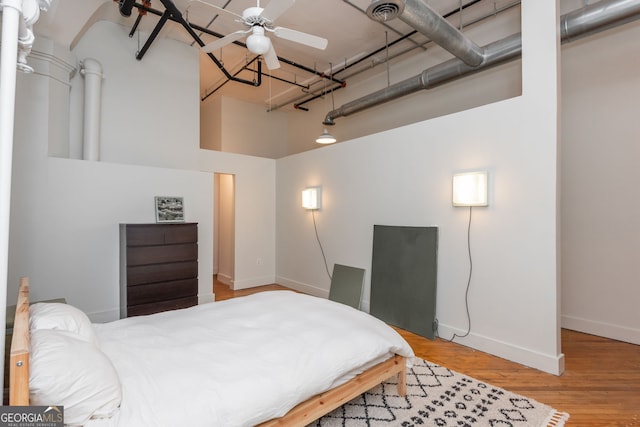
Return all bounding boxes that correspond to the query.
[9,277,407,425]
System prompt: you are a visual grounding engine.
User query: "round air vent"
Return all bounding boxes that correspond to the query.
[366,0,404,22]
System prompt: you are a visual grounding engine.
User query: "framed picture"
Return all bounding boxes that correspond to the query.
[155,196,185,223]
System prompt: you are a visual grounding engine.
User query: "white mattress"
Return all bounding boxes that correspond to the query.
[92,290,414,427]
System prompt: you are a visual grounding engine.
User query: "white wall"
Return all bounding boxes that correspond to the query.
[8,39,214,318]
[560,21,640,345]
[8,22,277,320]
[69,21,201,169]
[9,157,214,321]
[276,0,563,375]
[201,95,289,159]
[201,97,222,151]
[197,150,276,290]
[72,21,277,291]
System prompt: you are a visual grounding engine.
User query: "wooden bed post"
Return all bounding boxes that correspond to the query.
[397,357,407,396]
[9,277,30,405]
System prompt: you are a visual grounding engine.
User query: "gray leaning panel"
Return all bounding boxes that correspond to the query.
[329,264,365,310]
[370,225,438,340]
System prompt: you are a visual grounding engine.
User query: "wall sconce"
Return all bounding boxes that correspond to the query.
[302,186,322,210]
[452,171,488,207]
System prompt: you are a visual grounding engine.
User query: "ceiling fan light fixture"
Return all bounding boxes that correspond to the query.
[199,0,327,71]
[246,26,271,54]
[316,129,337,144]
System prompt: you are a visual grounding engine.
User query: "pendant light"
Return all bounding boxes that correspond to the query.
[316,129,336,144]
[316,63,337,144]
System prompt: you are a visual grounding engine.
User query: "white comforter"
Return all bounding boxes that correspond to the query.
[93,291,414,427]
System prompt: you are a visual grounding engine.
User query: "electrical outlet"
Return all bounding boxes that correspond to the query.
[256,258,262,265]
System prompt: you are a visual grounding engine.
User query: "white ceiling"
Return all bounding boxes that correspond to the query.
[35,0,522,111]
[183,0,519,110]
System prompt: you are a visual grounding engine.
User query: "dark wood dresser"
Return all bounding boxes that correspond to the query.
[119,223,198,318]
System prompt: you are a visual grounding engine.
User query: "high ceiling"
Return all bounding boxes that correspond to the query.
[34,0,522,112]
[188,0,520,111]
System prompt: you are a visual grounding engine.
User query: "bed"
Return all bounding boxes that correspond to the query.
[9,277,414,426]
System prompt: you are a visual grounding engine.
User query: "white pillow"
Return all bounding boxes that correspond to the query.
[29,329,122,426]
[30,302,97,345]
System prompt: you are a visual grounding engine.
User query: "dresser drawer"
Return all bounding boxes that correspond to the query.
[127,278,197,306]
[125,224,197,246]
[126,261,197,286]
[127,296,198,317]
[126,243,197,266]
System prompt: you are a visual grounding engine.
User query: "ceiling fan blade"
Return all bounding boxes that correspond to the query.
[260,0,296,22]
[201,29,249,53]
[273,27,328,50]
[263,43,281,70]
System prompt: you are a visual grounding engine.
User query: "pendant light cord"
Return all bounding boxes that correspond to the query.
[330,62,335,110]
[439,206,473,342]
[311,210,332,281]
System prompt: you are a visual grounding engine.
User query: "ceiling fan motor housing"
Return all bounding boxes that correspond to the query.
[243,7,273,28]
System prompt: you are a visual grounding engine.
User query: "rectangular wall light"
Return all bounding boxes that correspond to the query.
[452,171,489,207]
[302,186,322,210]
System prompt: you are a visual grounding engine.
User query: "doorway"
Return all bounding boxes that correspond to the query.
[214,173,235,288]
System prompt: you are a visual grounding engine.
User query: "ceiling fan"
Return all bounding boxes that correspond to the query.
[199,0,328,70]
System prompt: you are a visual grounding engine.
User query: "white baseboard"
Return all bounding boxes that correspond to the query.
[562,315,640,345]
[217,273,234,287]
[232,275,277,290]
[276,276,329,299]
[437,323,565,376]
[198,292,214,304]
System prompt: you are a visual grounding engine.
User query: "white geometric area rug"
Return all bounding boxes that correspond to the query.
[309,358,569,427]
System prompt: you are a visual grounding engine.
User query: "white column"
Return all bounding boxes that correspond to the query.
[0,0,24,392]
[0,0,48,390]
[81,58,103,161]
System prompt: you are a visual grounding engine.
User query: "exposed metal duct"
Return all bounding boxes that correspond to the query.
[561,0,640,42]
[367,0,485,67]
[325,0,640,126]
[323,33,521,126]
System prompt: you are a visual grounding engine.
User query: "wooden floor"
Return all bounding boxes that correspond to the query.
[215,280,640,426]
